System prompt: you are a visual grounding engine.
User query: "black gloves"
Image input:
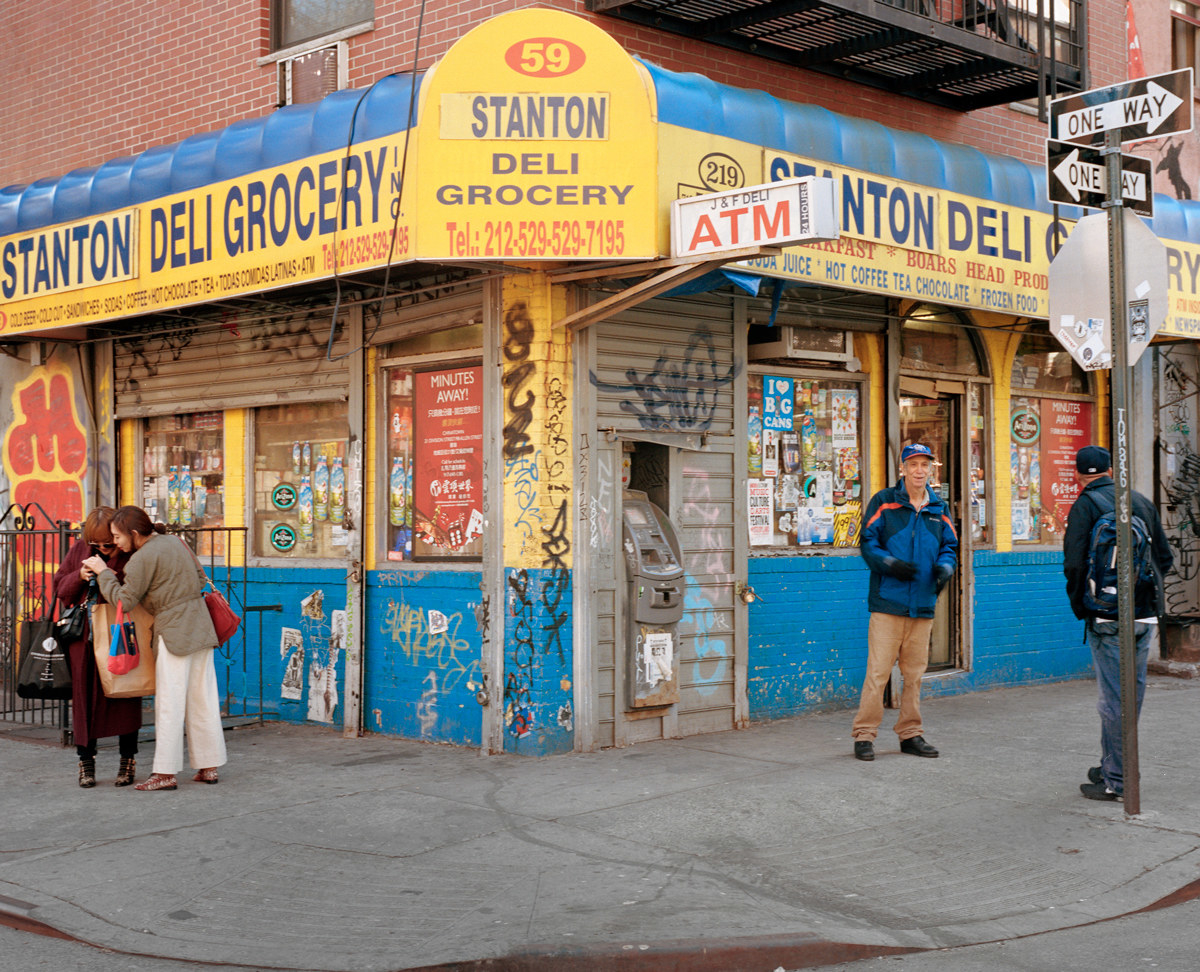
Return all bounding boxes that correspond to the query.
[887,559,918,581]
[935,563,954,592]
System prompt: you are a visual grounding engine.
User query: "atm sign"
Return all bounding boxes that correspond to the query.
[671,176,838,258]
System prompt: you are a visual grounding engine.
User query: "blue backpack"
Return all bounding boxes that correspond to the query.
[1082,496,1157,616]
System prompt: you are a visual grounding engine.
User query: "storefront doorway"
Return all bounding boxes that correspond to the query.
[899,391,960,670]
[898,307,990,675]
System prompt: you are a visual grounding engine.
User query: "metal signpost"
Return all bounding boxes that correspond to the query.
[1049,69,1192,815]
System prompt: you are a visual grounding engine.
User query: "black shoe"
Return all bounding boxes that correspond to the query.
[1080,781,1121,801]
[1087,766,1103,785]
[900,735,939,758]
[854,740,875,761]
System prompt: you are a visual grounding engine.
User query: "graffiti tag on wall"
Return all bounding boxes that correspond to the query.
[589,328,741,432]
[501,285,573,748]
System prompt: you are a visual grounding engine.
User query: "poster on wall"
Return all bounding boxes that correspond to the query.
[1040,399,1092,537]
[1010,396,1093,543]
[762,376,795,431]
[748,479,773,545]
[412,366,484,556]
[831,389,858,448]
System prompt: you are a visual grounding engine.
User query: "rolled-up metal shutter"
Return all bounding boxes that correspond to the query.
[114,309,352,418]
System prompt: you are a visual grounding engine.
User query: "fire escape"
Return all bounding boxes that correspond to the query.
[588,0,1085,112]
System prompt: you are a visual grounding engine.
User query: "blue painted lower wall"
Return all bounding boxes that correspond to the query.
[215,550,1087,750]
[747,549,1092,722]
[216,567,486,747]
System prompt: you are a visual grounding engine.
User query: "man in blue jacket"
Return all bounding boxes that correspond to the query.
[852,443,958,761]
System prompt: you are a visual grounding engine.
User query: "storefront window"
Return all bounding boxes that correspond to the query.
[901,312,981,375]
[1009,331,1094,544]
[253,402,348,558]
[142,411,225,555]
[385,363,483,561]
[747,373,865,550]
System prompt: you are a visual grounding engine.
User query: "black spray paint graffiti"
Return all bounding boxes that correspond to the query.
[117,306,335,391]
[544,375,570,493]
[540,498,571,663]
[589,328,741,431]
[505,568,535,737]
[502,302,536,460]
[1158,350,1200,615]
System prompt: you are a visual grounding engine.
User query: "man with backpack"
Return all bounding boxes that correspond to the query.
[1063,445,1173,802]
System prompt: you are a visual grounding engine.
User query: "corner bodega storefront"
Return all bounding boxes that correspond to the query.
[2,9,1198,754]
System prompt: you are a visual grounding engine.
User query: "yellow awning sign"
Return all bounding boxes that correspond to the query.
[414,8,658,261]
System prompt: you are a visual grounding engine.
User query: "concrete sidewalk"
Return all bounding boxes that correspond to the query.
[3,675,1200,972]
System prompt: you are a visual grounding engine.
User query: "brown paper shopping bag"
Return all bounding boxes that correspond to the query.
[91,602,156,697]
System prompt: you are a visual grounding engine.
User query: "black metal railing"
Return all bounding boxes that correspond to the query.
[0,504,74,734]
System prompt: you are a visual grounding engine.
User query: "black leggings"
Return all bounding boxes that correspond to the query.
[76,731,138,760]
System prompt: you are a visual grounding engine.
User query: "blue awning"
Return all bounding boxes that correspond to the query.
[4,58,1199,245]
[642,60,1200,242]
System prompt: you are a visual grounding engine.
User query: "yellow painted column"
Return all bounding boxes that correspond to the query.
[984,327,1020,553]
[222,409,246,566]
[499,270,574,754]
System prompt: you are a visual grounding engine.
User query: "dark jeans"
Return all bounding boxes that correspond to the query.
[76,731,138,760]
[1088,619,1153,794]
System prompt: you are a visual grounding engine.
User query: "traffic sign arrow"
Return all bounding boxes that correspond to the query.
[1057,80,1183,142]
[1046,141,1153,216]
[1050,68,1194,145]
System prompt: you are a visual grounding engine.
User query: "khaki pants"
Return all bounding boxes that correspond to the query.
[852,613,933,742]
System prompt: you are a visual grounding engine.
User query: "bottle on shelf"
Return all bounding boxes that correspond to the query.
[389,456,405,527]
[167,465,179,524]
[330,456,345,524]
[179,466,193,525]
[292,441,301,476]
[298,474,313,543]
[313,455,329,521]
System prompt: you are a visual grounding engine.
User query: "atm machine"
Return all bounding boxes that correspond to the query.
[622,489,685,708]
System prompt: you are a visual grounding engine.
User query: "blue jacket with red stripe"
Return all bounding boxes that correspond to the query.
[860,478,959,618]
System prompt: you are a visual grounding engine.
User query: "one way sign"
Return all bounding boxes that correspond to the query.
[1050,68,1193,145]
[1046,140,1153,217]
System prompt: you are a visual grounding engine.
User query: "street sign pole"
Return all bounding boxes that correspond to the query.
[1105,127,1139,816]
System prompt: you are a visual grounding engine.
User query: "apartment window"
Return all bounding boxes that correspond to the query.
[1173,2,1200,76]
[273,0,373,50]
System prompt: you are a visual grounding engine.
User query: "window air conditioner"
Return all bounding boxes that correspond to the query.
[279,42,347,106]
[748,326,855,364]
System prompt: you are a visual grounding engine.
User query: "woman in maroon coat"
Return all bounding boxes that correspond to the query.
[52,507,142,787]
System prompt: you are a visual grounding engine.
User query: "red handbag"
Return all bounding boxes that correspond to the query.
[204,585,241,646]
[180,537,241,646]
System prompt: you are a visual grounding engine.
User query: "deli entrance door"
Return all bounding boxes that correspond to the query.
[899,392,962,670]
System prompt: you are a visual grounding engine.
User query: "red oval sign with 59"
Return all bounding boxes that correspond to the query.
[505,38,586,77]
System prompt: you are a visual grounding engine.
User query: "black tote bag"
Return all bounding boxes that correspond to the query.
[16,602,73,700]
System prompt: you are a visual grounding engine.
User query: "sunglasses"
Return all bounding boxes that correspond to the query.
[91,542,116,553]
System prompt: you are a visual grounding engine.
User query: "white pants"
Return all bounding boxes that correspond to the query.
[152,637,227,775]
